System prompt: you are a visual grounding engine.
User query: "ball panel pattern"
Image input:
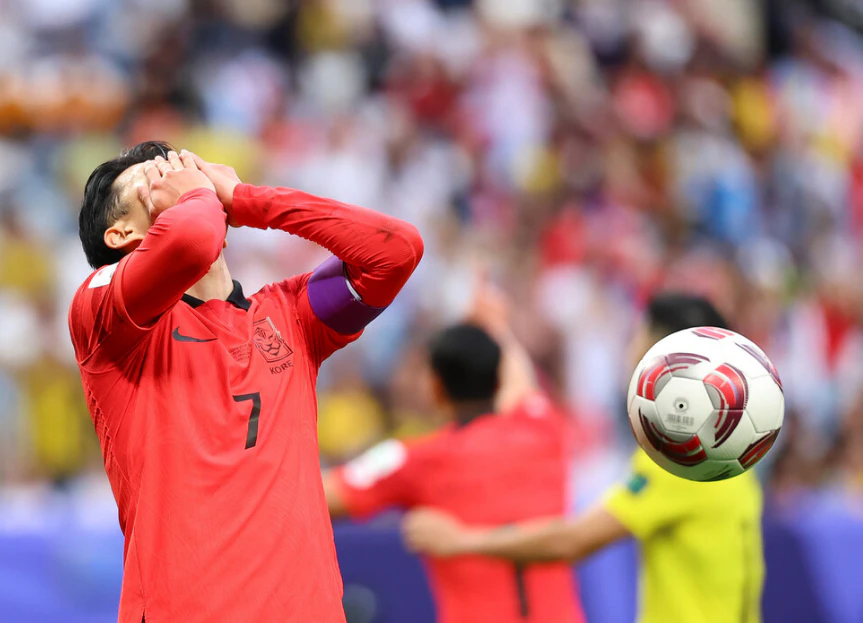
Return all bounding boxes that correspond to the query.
[739,430,781,470]
[627,327,784,481]
[745,375,785,433]
[699,409,756,460]
[638,408,708,467]
[635,353,709,401]
[735,342,783,389]
[700,461,745,481]
[691,327,737,340]
[702,364,749,447]
[652,377,714,436]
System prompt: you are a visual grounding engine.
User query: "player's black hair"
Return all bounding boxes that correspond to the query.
[646,293,731,337]
[78,140,172,269]
[428,323,501,403]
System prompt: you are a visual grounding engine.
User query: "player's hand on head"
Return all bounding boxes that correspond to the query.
[186,151,242,223]
[139,151,216,220]
[402,508,472,558]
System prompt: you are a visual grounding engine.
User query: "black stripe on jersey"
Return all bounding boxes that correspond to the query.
[514,564,529,619]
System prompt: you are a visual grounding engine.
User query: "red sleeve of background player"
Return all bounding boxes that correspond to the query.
[331,439,425,519]
[230,184,423,345]
[69,188,226,361]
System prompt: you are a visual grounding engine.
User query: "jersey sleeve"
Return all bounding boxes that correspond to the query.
[69,257,152,365]
[69,188,227,365]
[331,439,422,519]
[231,184,423,309]
[602,450,697,539]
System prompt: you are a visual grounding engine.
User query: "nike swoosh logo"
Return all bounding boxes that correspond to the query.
[172,327,217,343]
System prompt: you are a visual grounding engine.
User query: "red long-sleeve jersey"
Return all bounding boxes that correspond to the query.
[69,184,422,623]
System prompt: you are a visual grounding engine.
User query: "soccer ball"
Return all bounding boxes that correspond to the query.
[627,327,784,482]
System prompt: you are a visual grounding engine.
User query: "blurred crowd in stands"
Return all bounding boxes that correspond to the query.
[2,0,863,507]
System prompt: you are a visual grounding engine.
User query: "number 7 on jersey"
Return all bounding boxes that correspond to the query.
[234,392,262,449]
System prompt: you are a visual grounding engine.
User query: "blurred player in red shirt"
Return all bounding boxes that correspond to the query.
[323,278,586,623]
[68,141,423,623]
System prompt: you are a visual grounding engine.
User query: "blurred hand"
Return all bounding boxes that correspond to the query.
[467,268,511,339]
[138,151,216,220]
[402,508,473,558]
[188,151,242,222]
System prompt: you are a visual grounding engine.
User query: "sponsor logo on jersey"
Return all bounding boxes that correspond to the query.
[172,327,216,343]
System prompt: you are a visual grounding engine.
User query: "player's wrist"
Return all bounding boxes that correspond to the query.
[227,183,261,228]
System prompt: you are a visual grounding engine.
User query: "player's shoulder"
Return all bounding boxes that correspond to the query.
[504,392,565,423]
[629,449,688,491]
[247,274,312,316]
[74,262,119,297]
[497,393,569,440]
[69,263,120,326]
[253,273,310,300]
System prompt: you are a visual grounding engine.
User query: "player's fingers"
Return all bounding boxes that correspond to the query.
[136,184,153,208]
[155,157,173,176]
[143,161,161,185]
[179,149,199,170]
[188,151,210,170]
[167,150,184,171]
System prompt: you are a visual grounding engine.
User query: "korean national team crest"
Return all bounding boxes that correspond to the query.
[252,317,293,363]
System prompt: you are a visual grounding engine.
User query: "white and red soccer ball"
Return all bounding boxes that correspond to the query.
[627,327,784,482]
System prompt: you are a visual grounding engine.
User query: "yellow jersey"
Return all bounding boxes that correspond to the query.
[604,449,764,623]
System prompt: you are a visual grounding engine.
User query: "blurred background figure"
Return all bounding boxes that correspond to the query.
[3,0,863,621]
[324,276,587,623]
[403,293,765,623]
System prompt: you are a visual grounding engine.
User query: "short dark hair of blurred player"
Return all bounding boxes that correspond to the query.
[404,293,765,623]
[69,142,422,622]
[323,278,587,623]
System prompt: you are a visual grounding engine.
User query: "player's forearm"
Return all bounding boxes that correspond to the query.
[122,188,226,325]
[231,185,423,306]
[495,331,540,413]
[459,518,581,564]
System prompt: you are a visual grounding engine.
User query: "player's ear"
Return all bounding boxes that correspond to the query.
[104,217,145,254]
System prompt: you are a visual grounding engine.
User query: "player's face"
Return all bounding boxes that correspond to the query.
[103,163,154,255]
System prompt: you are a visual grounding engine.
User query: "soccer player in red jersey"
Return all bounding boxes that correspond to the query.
[323,280,586,623]
[68,141,423,623]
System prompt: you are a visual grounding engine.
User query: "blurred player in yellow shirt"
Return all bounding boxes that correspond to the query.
[404,293,764,623]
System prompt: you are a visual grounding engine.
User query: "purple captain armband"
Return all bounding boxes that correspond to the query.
[307,256,387,335]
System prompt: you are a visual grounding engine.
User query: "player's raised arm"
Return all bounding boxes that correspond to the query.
[466,272,539,413]
[402,504,628,565]
[193,153,423,334]
[115,152,226,326]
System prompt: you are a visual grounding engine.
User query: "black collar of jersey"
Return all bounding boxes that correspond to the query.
[182,280,251,311]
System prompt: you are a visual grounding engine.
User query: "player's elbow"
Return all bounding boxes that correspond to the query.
[384,220,424,274]
[387,221,425,283]
[401,221,424,268]
[544,522,585,564]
